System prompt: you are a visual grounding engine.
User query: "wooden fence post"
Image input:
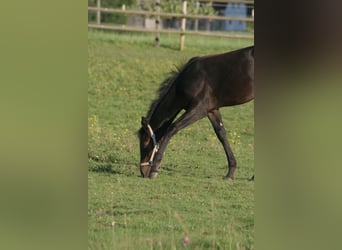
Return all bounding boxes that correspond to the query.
[180,1,187,51]
[154,0,161,47]
[96,0,101,25]
[194,1,199,32]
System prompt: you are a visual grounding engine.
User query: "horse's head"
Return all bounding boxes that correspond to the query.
[138,117,158,178]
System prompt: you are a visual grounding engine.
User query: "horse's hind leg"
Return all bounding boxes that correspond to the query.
[207,109,237,180]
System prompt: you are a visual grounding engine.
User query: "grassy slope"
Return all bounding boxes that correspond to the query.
[88,30,254,249]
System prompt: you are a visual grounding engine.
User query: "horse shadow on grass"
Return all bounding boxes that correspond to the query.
[89,157,254,181]
[88,157,139,177]
[154,164,254,182]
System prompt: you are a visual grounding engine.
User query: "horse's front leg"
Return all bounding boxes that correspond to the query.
[148,140,166,179]
[149,128,181,178]
[149,107,206,178]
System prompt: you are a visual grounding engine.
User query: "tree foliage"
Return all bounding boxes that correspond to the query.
[88,0,135,8]
[137,0,217,15]
[88,0,136,24]
[88,0,217,25]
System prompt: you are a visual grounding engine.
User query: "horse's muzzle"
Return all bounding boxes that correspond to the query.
[140,163,151,178]
[140,163,158,178]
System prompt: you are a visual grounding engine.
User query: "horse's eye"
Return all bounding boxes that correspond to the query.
[143,138,150,147]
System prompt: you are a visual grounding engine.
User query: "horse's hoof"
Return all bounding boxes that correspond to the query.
[149,172,158,179]
[224,176,234,181]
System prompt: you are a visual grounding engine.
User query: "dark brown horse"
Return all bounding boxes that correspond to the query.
[138,46,254,179]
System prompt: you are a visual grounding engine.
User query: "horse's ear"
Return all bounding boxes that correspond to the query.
[141,117,148,127]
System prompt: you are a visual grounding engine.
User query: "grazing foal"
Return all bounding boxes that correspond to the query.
[138,46,254,179]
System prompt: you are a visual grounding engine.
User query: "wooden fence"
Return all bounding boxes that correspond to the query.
[88,0,254,50]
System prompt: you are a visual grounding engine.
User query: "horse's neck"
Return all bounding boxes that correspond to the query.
[148,115,163,133]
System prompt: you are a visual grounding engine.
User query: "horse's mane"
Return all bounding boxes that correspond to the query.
[146,70,177,122]
[145,57,198,122]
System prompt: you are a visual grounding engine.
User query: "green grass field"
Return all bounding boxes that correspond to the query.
[88,30,254,249]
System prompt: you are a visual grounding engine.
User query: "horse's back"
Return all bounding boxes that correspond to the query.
[171,46,254,110]
[193,46,254,108]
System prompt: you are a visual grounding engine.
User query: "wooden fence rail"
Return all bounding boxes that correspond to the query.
[88,23,253,38]
[88,1,254,50]
[88,7,254,22]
